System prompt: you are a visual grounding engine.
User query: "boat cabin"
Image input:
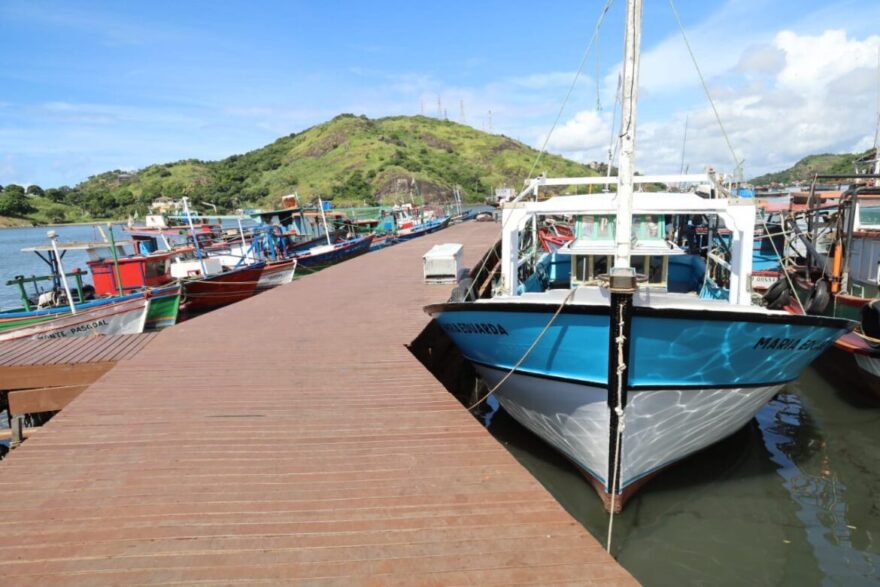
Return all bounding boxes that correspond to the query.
[561,213,678,289]
[500,174,757,305]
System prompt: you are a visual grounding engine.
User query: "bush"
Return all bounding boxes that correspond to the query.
[45,204,67,224]
[0,191,36,216]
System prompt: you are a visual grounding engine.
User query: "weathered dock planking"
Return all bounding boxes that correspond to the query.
[0,222,636,586]
[0,333,158,420]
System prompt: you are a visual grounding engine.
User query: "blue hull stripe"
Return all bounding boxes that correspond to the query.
[434,306,850,389]
[468,357,796,390]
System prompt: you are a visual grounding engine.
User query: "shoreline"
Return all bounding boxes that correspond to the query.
[0,219,123,229]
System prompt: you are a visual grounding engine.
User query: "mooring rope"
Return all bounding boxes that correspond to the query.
[606,298,627,553]
[853,327,880,345]
[466,288,576,411]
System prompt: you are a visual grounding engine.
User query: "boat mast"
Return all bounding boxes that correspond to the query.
[606,0,642,539]
[613,0,642,271]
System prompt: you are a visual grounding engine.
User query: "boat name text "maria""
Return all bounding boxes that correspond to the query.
[753,336,831,352]
[442,322,509,336]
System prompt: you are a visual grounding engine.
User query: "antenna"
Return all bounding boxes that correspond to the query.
[437,96,443,118]
[420,99,425,115]
[459,99,466,124]
[487,109,493,133]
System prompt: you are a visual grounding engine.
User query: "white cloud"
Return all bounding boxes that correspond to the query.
[545,27,880,178]
[542,109,613,153]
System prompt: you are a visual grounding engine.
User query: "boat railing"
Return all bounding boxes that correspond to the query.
[512,173,725,204]
[7,270,90,311]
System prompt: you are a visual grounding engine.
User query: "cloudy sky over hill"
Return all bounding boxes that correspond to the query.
[1,0,878,187]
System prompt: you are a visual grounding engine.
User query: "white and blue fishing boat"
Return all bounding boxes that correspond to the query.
[425,0,853,512]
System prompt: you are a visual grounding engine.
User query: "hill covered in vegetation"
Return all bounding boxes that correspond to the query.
[750,150,874,185]
[1,114,602,224]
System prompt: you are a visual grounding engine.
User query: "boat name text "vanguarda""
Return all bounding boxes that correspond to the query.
[442,322,509,336]
[753,336,831,351]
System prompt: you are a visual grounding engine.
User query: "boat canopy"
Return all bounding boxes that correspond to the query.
[499,173,756,305]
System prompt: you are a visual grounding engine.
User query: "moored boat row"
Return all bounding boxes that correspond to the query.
[1,196,461,341]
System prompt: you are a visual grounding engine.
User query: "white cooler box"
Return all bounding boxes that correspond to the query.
[423,243,463,284]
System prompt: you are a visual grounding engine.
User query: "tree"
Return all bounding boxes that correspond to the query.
[3,184,24,196]
[45,188,68,203]
[44,203,67,224]
[26,184,45,197]
[0,190,36,216]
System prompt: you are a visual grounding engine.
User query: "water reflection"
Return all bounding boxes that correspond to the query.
[480,367,880,586]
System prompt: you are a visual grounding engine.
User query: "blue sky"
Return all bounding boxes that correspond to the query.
[1,0,879,188]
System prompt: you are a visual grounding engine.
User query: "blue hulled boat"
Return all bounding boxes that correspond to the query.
[424,0,852,513]
[426,181,852,511]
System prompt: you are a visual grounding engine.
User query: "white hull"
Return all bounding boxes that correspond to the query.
[257,262,296,292]
[0,297,150,342]
[476,365,782,491]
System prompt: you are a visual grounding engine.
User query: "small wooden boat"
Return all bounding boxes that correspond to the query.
[179,262,266,313]
[0,292,151,342]
[293,235,374,270]
[368,233,398,251]
[257,259,297,292]
[396,217,450,241]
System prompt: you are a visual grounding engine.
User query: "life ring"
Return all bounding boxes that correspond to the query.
[763,276,791,310]
[804,278,831,314]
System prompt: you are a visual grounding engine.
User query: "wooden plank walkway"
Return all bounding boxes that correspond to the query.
[0,333,159,390]
[0,222,636,586]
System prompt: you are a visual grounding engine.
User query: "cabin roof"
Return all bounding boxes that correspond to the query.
[21,241,134,253]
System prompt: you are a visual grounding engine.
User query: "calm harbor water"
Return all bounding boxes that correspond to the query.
[2,223,879,584]
[0,224,129,310]
[477,365,880,585]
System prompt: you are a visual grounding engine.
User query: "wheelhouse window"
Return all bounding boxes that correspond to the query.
[572,255,611,285]
[572,254,667,287]
[144,261,167,279]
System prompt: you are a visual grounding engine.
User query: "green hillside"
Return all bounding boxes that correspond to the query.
[1,114,602,224]
[750,150,872,185]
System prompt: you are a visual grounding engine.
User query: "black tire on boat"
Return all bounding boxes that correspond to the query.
[805,279,831,314]
[763,277,791,310]
[860,300,880,341]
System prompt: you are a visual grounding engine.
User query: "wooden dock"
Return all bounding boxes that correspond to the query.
[1,333,158,436]
[0,222,636,585]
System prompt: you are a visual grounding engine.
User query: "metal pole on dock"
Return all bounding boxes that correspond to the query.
[182,197,208,276]
[318,198,332,246]
[107,223,124,295]
[48,231,77,315]
[236,217,249,261]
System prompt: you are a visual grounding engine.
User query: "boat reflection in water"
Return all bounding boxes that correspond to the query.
[474,365,880,585]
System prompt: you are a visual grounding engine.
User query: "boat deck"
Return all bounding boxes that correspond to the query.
[0,222,635,585]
